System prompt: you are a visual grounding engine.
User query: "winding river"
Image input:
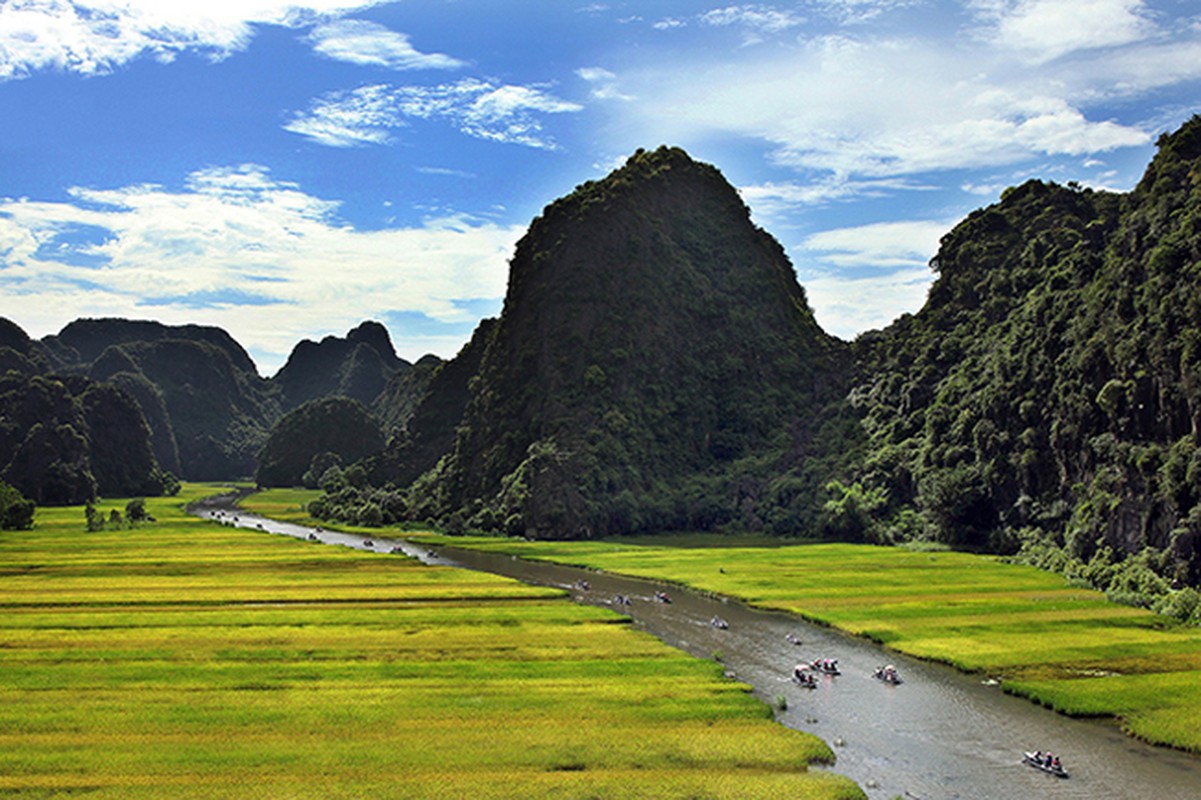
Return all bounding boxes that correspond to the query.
[193,495,1201,800]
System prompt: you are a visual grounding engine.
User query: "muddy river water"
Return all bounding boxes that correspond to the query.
[194,496,1201,799]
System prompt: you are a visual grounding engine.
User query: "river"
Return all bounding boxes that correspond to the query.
[193,495,1201,800]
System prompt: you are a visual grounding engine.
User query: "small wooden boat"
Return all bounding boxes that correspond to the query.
[791,668,818,688]
[1022,752,1068,778]
[810,659,840,675]
[873,665,902,684]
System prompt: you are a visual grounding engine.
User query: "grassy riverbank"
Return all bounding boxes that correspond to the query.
[247,489,1201,755]
[0,486,861,799]
[406,534,1201,753]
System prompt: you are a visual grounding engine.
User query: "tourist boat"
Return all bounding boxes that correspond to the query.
[710,615,729,629]
[1022,751,1069,778]
[654,591,671,603]
[873,665,902,684]
[810,658,840,675]
[791,667,818,688]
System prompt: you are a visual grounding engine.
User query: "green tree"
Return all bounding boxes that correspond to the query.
[0,481,34,530]
[125,498,148,522]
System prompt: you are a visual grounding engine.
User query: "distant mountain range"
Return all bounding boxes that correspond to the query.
[0,315,436,500]
[4,115,1201,587]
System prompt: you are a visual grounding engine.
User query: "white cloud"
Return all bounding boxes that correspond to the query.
[801,219,951,269]
[284,84,406,147]
[0,0,390,79]
[802,266,934,338]
[577,66,633,101]
[811,0,923,24]
[614,32,1155,181]
[289,78,583,149]
[740,176,935,214]
[699,5,805,37]
[974,0,1157,63]
[0,164,521,371]
[795,219,947,337]
[306,19,465,70]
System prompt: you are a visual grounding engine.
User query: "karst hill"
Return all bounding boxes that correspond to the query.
[390,146,851,537]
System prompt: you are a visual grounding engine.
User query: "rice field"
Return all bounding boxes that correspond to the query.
[0,486,862,799]
[370,526,1201,754]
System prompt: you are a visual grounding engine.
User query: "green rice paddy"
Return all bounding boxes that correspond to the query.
[348,524,1201,755]
[0,486,861,799]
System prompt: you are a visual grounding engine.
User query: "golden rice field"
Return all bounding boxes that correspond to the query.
[364,526,1201,755]
[0,486,862,800]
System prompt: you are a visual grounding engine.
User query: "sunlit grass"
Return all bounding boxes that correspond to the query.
[345,514,1201,754]
[0,485,861,799]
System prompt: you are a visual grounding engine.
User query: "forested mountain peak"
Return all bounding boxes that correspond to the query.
[45,318,259,376]
[390,145,849,538]
[851,115,1201,585]
[271,320,408,412]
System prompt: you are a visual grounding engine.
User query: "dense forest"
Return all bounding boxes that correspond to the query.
[4,116,1201,600]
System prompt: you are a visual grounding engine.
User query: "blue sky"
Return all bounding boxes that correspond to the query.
[2,0,1199,374]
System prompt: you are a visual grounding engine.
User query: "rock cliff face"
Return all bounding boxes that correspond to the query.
[88,338,280,480]
[271,321,406,412]
[853,115,1201,582]
[406,147,849,537]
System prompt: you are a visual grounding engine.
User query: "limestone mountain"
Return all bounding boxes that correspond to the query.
[43,318,258,374]
[87,337,280,480]
[364,320,494,492]
[851,115,1201,584]
[0,361,162,504]
[388,146,850,537]
[271,321,407,413]
[255,396,385,488]
[372,353,443,436]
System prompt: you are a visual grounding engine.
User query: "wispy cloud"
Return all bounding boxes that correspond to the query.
[614,30,1158,183]
[306,19,465,70]
[699,4,806,41]
[0,0,390,79]
[740,176,935,216]
[794,218,953,337]
[284,84,406,147]
[803,266,935,338]
[971,0,1157,63]
[0,164,521,370]
[801,219,951,270]
[287,79,583,149]
[577,66,633,101]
